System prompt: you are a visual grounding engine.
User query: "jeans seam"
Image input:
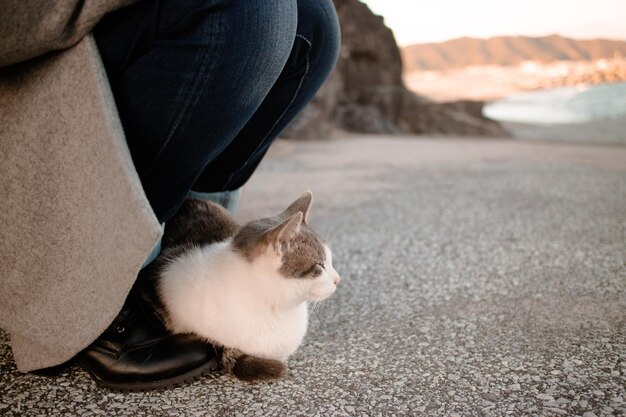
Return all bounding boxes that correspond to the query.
[223,33,311,190]
[295,34,313,47]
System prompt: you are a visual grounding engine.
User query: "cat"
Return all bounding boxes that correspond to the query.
[138,191,340,382]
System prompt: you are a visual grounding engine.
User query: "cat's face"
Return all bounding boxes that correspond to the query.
[232,191,340,302]
[278,223,340,302]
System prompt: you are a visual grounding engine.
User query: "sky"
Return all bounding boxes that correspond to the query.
[361,0,626,46]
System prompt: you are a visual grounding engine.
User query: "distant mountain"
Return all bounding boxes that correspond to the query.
[402,35,626,72]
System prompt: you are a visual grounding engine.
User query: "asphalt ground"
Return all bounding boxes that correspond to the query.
[1,136,625,416]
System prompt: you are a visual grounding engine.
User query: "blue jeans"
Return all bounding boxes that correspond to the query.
[94,0,340,223]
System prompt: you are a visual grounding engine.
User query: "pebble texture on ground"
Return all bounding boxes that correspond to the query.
[1,137,625,416]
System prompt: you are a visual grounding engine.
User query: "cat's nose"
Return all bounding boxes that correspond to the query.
[333,274,341,285]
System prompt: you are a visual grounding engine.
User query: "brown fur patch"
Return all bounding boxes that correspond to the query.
[232,214,326,279]
[232,355,286,382]
[231,212,300,258]
[233,191,313,262]
[279,224,326,279]
[221,348,286,382]
[162,199,240,249]
[231,217,282,261]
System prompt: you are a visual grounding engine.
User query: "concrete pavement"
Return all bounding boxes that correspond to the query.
[1,135,625,416]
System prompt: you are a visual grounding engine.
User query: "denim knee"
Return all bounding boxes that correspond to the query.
[216,0,298,94]
[296,0,341,74]
[158,0,298,101]
[226,0,298,67]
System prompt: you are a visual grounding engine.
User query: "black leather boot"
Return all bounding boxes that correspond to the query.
[79,288,218,391]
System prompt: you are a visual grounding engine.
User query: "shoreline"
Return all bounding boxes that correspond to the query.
[402,79,626,146]
[501,115,626,146]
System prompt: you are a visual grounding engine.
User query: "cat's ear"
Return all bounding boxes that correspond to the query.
[233,212,303,261]
[266,212,303,256]
[284,190,313,223]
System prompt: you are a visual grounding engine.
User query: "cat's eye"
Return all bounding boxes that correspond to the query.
[303,263,324,277]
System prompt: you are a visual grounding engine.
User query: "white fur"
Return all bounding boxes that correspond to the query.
[158,239,339,362]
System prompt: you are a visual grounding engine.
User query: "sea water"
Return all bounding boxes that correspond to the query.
[483,82,626,125]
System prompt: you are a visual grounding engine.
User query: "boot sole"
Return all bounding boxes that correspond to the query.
[79,357,220,392]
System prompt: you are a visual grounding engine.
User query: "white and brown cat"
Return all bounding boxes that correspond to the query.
[140,191,340,382]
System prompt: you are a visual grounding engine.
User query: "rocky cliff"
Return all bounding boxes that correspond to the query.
[283,0,508,139]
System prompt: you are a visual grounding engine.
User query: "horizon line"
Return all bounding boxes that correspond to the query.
[397,33,626,48]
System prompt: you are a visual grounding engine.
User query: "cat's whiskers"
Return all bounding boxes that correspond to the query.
[323,222,339,240]
[309,291,332,320]
[324,228,342,250]
[310,301,317,318]
[309,299,322,320]
[316,299,326,319]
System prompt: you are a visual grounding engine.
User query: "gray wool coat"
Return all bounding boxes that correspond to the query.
[0,0,163,371]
